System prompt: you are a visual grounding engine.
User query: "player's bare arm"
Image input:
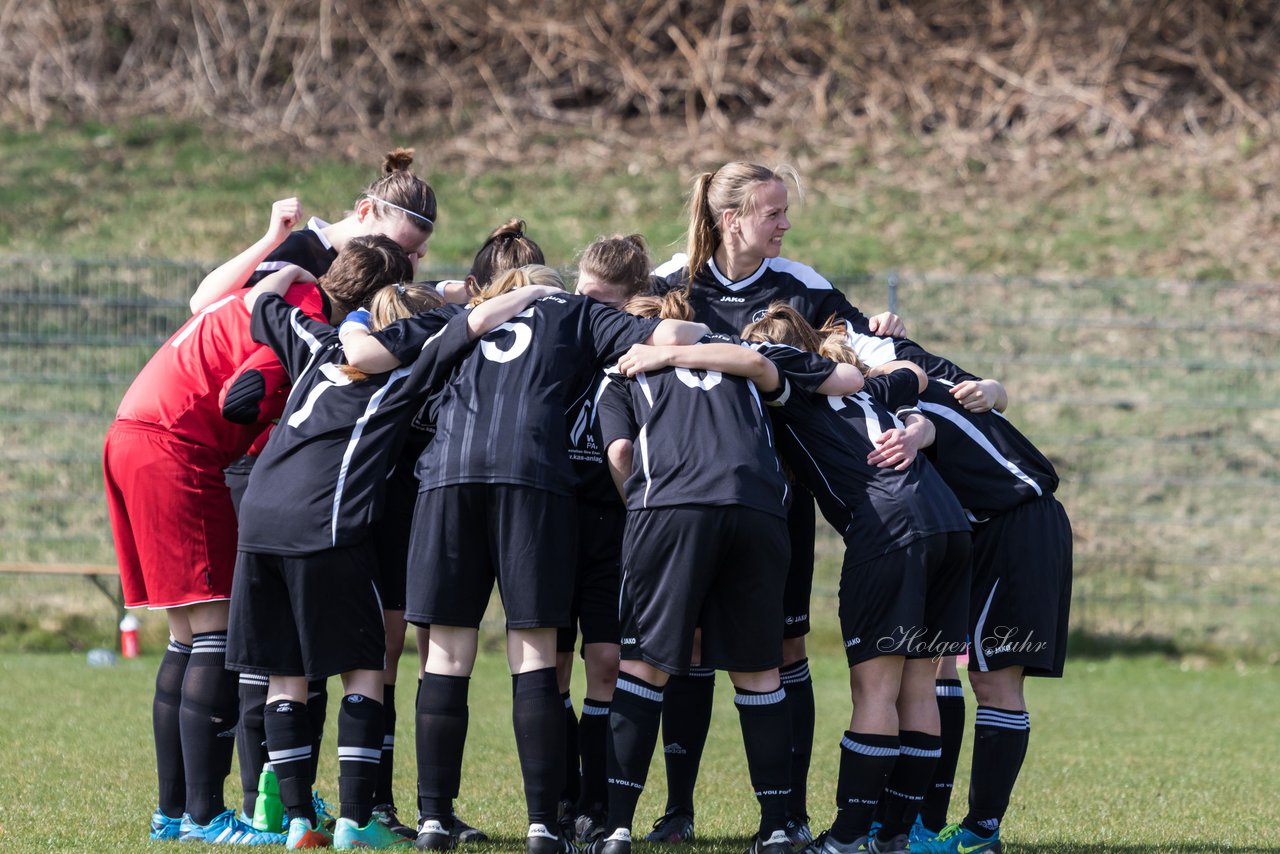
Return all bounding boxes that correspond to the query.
[242,264,316,313]
[191,197,303,313]
[867,359,929,393]
[646,319,710,346]
[605,437,633,500]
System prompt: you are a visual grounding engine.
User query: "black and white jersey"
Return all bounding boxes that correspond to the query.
[765,367,970,557]
[597,337,834,517]
[880,338,1060,517]
[653,253,899,366]
[567,372,624,507]
[236,294,469,555]
[244,217,337,287]
[375,292,661,496]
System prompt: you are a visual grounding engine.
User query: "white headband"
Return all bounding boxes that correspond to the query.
[366,194,434,227]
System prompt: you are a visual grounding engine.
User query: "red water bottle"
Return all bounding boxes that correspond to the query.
[119,614,140,658]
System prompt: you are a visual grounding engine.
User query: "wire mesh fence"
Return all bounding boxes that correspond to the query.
[2,256,1277,653]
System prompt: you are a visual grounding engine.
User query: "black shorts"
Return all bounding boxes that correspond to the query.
[370,458,419,612]
[619,505,789,675]
[226,544,387,680]
[405,483,578,630]
[782,489,816,638]
[838,531,971,667]
[968,495,1072,678]
[558,502,625,653]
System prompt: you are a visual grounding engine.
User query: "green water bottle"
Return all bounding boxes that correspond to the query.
[251,765,284,832]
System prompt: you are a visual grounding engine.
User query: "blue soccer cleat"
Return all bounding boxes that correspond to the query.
[178,809,287,845]
[911,823,1002,854]
[151,809,183,840]
[333,816,413,849]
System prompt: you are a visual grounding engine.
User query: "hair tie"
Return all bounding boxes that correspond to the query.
[395,283,407,296]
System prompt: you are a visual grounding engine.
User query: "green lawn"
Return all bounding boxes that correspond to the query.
[0,643,1274,853]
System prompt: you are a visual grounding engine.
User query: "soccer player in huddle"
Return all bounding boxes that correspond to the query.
[584,290,866,854]
[340,265,707,854]
[559,234,663,842]
[646,161,905,845]
[853,337,1072,854]
[225,258,558,849]
[105,233,412,845]
[189,149,438,833]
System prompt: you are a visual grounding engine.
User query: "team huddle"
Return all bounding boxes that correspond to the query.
[103,151,1071,854]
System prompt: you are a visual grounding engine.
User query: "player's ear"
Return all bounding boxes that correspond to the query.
[355,197,375,222]
[721,207,739,235]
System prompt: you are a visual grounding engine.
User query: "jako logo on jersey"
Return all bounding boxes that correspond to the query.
[719,296,746,303]
[784,613,808,625]
[621,637,637,645]
[844,637,862,648]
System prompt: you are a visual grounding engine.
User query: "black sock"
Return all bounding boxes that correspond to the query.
[235,674,269,816]
[307,679,329,783]
[876,731,942,838]
[338,694,385,827]
[779,659,814,821]
[963,707,1030,838]
[577,698,610,812]
[734,686,792,838]
[265,698,317,824]
[416,673,469,824]
[154,637,191,818]
[922,679,965,831]
[512,667,564,827]
[828,732,898,844]
[180,631,238,825]
[605,675,665,834]
[373,683,396,808]
[659,667,714,814]
[561,691,581,805]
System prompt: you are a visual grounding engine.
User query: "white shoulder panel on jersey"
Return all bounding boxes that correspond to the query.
[768,257,833,290]
[846,324,900,368]
[652,253,688,277]
[306,217,334,250]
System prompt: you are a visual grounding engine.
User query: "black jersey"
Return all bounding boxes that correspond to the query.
[374,292,661,496]
[236,293,469,555]
[245,217,338,287]
[567,372,624,507]
[880,338,1060,517]
[597,337,834,517]
[653,254,900,366]
[765,367,970,557]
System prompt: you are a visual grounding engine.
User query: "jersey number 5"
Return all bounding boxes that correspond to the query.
[480,307,535,364]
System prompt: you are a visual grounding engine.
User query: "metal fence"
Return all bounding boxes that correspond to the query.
[2,256,1277,652]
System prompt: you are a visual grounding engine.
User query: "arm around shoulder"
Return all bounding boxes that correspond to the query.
[868,359,928,393]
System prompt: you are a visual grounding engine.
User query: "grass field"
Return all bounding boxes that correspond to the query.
[1,639,1275,854]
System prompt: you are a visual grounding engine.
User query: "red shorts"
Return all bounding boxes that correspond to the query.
[103,421,238,609]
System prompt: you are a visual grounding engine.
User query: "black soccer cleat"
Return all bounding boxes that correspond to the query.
[527,822,578,854]
[582,829,632,854]
[415,818,457,851]
[745,829,795,854]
